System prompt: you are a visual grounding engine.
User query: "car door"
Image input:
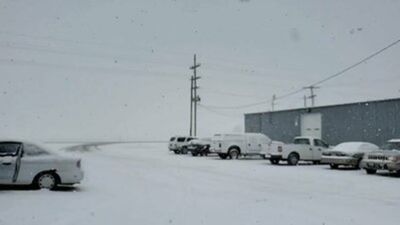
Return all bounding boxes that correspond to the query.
[0,142,22,184]
[247,135,262,154]
[313,139,328,160]
[293,138,313,160]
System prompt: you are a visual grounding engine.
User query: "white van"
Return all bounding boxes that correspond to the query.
[211,133,282,159]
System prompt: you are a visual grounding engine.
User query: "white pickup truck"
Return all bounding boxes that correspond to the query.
[262,136,330,165]
[211,133,283,159]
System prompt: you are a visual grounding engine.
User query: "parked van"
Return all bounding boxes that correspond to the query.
[211,133,282,159]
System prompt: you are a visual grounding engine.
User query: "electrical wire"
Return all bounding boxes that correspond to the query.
[201,38,400,110]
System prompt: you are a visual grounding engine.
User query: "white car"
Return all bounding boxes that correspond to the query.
[321,142,379,169]
[0,140,84,190]
[211,133,282,159]
[168,136,197,154]
[265,136,330,165]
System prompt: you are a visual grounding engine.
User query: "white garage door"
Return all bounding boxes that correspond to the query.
[300,113,322,138]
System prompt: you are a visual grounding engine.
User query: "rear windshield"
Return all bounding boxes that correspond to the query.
[170,137,176,141]
[294,138,310,145]
[177,137,186,142]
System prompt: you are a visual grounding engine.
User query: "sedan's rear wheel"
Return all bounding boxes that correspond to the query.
[37,173,57,190]
[366,169,377,174]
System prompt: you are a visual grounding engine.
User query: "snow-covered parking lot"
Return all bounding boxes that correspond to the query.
[1,143,399,225]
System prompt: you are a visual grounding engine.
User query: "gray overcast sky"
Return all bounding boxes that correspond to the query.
[0,0,399,141]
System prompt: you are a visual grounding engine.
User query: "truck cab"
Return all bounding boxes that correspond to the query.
[265,136,330,165]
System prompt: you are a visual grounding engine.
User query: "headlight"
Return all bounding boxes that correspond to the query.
[388,156,400,162]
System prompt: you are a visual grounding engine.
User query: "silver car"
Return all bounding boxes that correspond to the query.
[321,142,379,169]
[360,139,400,175]
[0,140,84,189]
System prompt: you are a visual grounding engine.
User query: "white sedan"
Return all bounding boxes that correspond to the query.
[321,142,379,169]
[0,140,84,190]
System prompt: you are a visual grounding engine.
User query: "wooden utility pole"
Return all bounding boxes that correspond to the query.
[271,94,277,111]
[303,86,320,107]
[190,54,201,137]
[189,76,194,136]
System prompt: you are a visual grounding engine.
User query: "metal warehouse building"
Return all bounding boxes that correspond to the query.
[245,98,400,146]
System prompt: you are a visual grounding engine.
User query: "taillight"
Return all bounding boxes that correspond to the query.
[77,160,81,168]
[277,146,283,152]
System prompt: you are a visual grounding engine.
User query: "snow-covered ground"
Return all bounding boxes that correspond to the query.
[1,143,399,225]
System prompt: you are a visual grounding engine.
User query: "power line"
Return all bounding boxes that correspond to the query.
[198,104,243,118]
[201,38,400,110]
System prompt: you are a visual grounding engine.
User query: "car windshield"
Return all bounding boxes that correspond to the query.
[381,142,400,151]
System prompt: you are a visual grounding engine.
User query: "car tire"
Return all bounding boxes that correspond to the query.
[313,161,320,165]
[270,159,279,165]
[191,152,198,157]
[330,163,338,169]
[366,169,377,174]
[36,173,58,190]
[287,153,299,165]
[228,148,240,160]
[173,150,180,154]
[181,147,188,154]
[218,153,228,159]
[355,159,362,169]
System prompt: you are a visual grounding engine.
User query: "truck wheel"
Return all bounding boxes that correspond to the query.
[313,161,320,165]
[218,153,228,159]
[330,164,338,169]
[287,153,299,165]
[270,159,279,165]
[228,148,240,159]
[366,169,377,174]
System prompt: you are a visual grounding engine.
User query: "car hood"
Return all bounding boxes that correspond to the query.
[366,150,400,157]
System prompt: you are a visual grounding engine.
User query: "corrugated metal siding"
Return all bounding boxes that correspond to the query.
[245,98,400,145]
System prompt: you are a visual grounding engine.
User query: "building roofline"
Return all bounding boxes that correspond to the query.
[244,97,400,116]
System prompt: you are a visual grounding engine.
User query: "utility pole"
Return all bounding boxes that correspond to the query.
[271,94,277,111]
[303,95,307,108]
[190,54,201,137]
[189,76,194,136]
[303,85,320,107]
